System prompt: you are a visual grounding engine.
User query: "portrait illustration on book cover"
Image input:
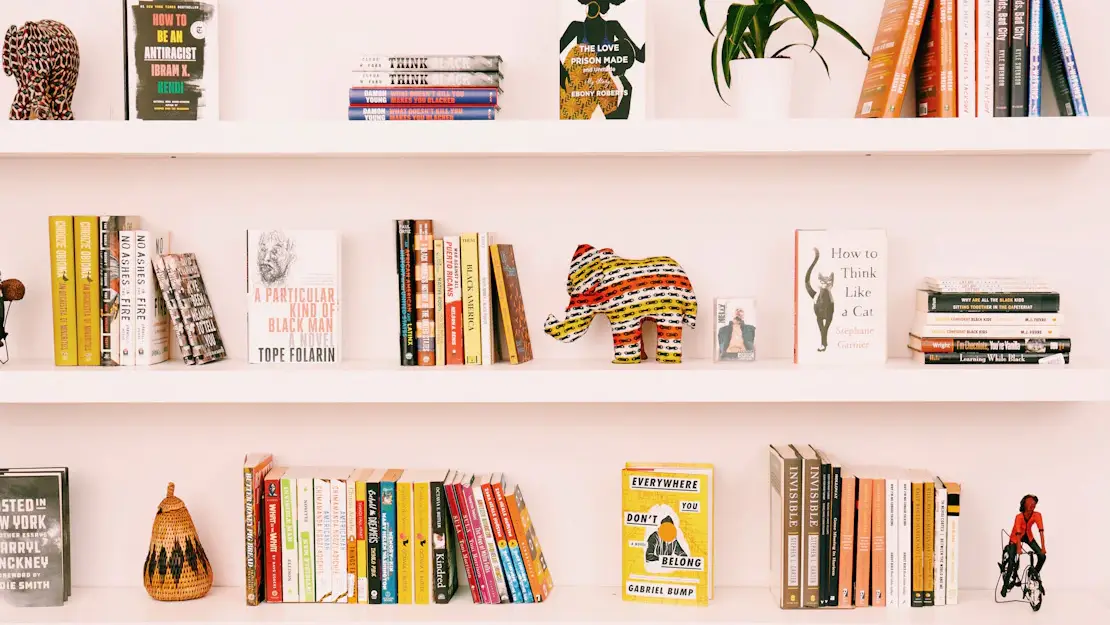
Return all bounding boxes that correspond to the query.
[714,297,756,361]
[995,493,1046,612]
[559,0,646,120]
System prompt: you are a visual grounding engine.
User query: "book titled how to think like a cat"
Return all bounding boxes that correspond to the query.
[793,229,888,364]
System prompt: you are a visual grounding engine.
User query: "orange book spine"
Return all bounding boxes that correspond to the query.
[854,478,873,607]
[870,479,886,606]
[856,0,931,117]
[837,474,856,608]
[939,0,958,115]
[915,0,942,116]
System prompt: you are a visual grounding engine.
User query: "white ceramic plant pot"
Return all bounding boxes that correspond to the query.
[728,57,795,120]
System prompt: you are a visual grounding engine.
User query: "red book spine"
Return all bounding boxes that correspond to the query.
[445,481,481,603]
[459,482,496,603]
[443,236,465,365]
[264,475,282,602]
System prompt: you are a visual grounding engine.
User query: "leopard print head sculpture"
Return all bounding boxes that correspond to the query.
[2,20,80,120]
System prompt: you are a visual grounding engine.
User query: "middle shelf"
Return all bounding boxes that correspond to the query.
[1,358,1103,404]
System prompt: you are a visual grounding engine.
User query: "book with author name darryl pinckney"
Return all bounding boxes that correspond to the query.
[793,229,888,364]
[246,230,340,365]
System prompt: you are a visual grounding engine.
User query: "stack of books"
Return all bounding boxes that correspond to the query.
[243,455,554,606]
[857,0,1087,118]
[395,220,532,367]
[908,277,1069,365]
[349,55,502,121]
[0,467,71,607]
[769,445,960,610]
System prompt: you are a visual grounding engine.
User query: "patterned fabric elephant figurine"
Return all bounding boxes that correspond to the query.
[544,244,697,364]
[2,20,80,120]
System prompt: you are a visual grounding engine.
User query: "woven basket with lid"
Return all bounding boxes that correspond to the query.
[143,483,213,601]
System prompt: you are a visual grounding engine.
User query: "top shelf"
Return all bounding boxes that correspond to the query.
[0,118,1107,158]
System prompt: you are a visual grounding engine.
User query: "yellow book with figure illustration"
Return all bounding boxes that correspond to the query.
[621,462,714,606]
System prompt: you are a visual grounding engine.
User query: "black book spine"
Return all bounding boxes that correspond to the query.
[934,337,1070,353]
[818,460,830,607]
[1043,13,1075,115]
[1010,0,1029,115]
[431,480,452,604]
[366,481,383,603]
[829,467,841,607]
[925,291,1060,313]
[921,351,1070,364]
[395,220,416,365]
[994,0,1012,116]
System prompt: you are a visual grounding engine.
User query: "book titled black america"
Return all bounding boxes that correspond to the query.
[125,0,220,120]
[0,470,67,607]
[157,253,226,364]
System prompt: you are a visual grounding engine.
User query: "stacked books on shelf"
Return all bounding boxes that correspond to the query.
[242,455,554,606]
[621,462,714,607]
[909,277,1068,365]
[0,467,70,607]
[350,55,502,121]
[769,445,960,610]
[396,220,532,367]
[857,0,1087,118]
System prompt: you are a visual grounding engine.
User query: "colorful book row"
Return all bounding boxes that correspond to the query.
[396,221,533,367]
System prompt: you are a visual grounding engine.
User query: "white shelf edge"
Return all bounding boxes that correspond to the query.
[0,358,1103,404]
[0,118,1107,158]
[0,586,1099,625]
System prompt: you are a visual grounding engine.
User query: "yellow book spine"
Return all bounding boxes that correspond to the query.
[396,481,414,604]
[356,480,368,604]
[413,482,430,604]
[460,233,481,365]
[433,239,446,367]
[49,216,78,366]
[489,244,519,364]
[912,482,924,606]
[73,216,100,366]
[923,481,935,605]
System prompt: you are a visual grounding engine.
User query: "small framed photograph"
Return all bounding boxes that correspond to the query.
[714,297,757,362]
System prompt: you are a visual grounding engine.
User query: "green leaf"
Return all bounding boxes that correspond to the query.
[770,16,797,34]
[749,3,776,57]
[770,42,810,58]
[699,0,712,35]
[812,46,830,77]
[814,13,871,59]
[783,0,819,46]
[711,36,725,102]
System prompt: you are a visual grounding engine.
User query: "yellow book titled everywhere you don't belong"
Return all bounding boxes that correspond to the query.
[621,462,714,607]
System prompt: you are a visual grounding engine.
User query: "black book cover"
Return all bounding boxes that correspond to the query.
[828,467,841,607]
[919,351,1070,364]
[431,479,454,603]
[165,253,226,364]
[1010,0,1029,116]
[994,0,1012,116]
[395,220,416,365]
[0,471,66,607]
[923,290,1060,313]
[1043,13,1075,115]
[366,480,382,604]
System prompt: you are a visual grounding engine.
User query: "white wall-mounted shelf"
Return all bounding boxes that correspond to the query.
[0,359,1101,404]
[0,586,1095,625]
[0,118,1107,158]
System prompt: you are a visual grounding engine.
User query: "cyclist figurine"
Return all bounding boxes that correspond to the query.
[1001,494,1047,595]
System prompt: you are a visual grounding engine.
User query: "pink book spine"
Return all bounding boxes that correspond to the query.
[461,481,499,603]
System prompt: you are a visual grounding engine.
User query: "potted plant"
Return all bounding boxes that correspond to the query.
[699,0,870,119]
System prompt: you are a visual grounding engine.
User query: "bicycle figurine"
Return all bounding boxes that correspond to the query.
[995,494,1046,612]
[0,272,26,364]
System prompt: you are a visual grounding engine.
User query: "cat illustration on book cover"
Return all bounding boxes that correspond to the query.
[804,247,835,352]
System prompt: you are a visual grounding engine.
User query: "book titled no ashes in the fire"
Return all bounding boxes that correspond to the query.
[247,230,341,365]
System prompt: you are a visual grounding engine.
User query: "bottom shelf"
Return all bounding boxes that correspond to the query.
[1,586,1101,624]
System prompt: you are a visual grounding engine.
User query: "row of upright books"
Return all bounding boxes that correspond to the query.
[243,455,553,606]
[769,445,961,610]
[395,220,532,366]
[349,55,503,121]
[858,0,1087,118]
[909,277,1068,365]
[0,468,71,608]
[46,216,225,367]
